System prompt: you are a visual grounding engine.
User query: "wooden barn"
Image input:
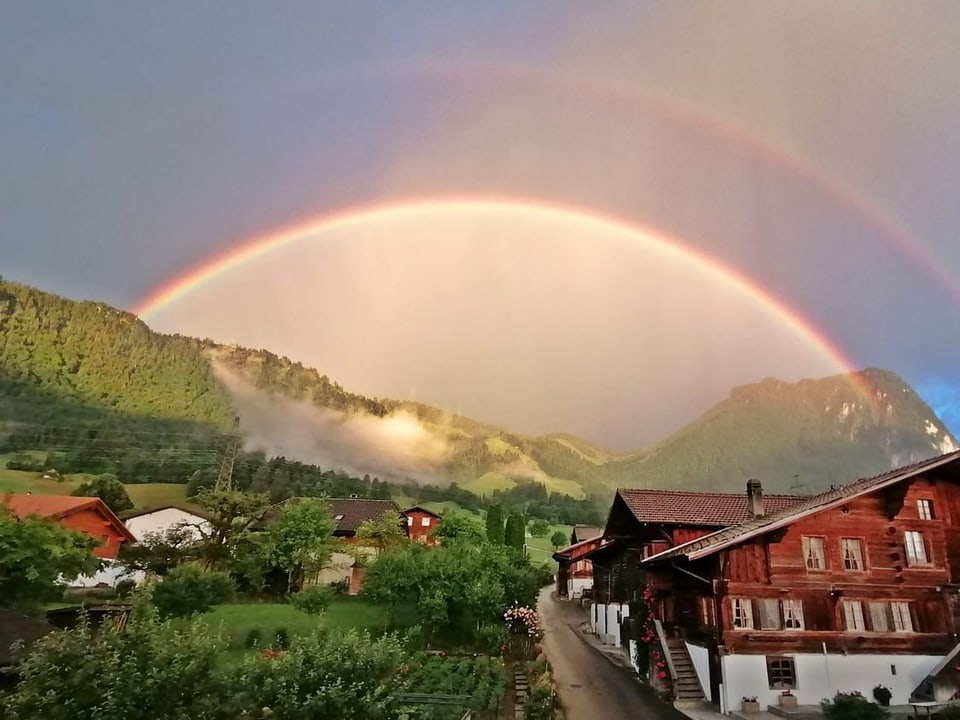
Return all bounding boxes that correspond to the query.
[640,450,960,710]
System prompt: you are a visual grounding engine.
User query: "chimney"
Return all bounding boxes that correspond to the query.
[747,479,764,517]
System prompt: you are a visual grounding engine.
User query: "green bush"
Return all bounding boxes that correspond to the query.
[525,682,555,720]
[229,627,405,719]
[822,691,888,720]
[475,623,508,655]
[1,602,231,720]
[150,565,234,619]
[243,628,262,649]
[273,627,290,650]
[290,585,334,614]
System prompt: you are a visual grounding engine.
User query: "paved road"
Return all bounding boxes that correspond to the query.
[538,587,689,720]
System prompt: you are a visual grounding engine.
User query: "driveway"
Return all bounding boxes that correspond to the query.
[538,587,689,720]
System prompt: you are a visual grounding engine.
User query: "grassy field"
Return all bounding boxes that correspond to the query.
[459,471,516,495]
[124,483,191,510]
[199,599,388,649]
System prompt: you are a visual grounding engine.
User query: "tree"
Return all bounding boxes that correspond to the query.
[262,497,335,593]
[117,525,198,576]
[362,541,541,644]
[356,509,406,551]
[504,511,526,551]
[150,564,234,618]
[191,489,270,568]
[550,530,567,549]
[430,512,486,545]
[485,503,504,544]
[71,473,134,514]
[527,518,550,537]
[0,508,100,611]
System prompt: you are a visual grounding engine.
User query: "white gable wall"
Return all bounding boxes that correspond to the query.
[125,507,210,541]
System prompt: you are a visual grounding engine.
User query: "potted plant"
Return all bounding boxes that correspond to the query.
[873,685,892,707]
[742,696,761,713]
[779,688,798,707]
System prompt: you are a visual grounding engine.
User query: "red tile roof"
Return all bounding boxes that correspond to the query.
[617,488,805,526]
[2,494,99,519]
[643,450,960,564]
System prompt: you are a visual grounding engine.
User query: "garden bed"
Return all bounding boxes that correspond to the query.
[399,653,509,719]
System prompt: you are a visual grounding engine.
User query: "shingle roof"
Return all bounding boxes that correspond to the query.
[2,494,99,518]
[571,525,604,542]
[329,498,401,535]
[643,450,960,565]
[617,488,805,526]
[402,505,441,518]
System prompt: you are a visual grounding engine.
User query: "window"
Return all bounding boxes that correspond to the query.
[842,600,866,631]
[868,602,890,632]
[335,514,345,522]
[904,531,928,565]
[783,599,805,630]
[918,499,934,520]
[802,536,826,569]
[732,598,753,629]
[841,538,865,571]
[407,516,414,526]
[868,601,915,633]
[421,517,431,527]
[759,599,781,630]
[756,599,805,630]
[767,657,796,690]
[891,602,914,632]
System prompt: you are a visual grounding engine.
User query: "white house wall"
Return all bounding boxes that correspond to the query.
[720,653,943,710]
[70,560,143,588]
[568,577,592,599]
[312,551,354,586]
[588,601,630,646]
[125,508,210,542]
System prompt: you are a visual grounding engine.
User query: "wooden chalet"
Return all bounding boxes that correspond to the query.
[638,451,960,710]
[402,505,442,545]
[585,485,803,654]
[553,535,609,600]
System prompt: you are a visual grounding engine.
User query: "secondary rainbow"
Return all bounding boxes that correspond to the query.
[134,197,877,406]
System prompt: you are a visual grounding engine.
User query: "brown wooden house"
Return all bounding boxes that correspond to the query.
[640,450,960,710]
[553,535,609,600]
[585,486,803,654]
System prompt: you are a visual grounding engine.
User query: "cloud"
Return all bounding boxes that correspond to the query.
[211,362,450,482]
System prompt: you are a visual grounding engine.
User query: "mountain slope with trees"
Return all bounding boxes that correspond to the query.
[1,278,956,500]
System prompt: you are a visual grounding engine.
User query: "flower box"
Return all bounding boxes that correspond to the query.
[742,700,761,714]
[779,694,798,708]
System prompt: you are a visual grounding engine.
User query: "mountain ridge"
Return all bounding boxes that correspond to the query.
[0,278,956,497]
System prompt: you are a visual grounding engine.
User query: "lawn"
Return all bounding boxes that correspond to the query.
[123,483,193,510]
[459,472,516,495]
[199,599,388,649]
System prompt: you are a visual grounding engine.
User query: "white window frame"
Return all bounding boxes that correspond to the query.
[841,538,865,571]
[842,600,866,631]
[407,516,414,526]
[904,531,928,565]
[918,499,934,520]
[891,602,914,632]
[802,536,826,570]
[732,598,754,629]
[782,599,805,630]
[421,517,431,527]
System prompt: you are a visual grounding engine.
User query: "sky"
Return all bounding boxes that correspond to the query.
[3,2,960,450]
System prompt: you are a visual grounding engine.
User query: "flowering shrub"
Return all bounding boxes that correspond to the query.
[822,690,888,720]
[504,604,543,638]
[632,585,670,695]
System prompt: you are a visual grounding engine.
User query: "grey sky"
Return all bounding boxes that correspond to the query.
[3,2,960,448]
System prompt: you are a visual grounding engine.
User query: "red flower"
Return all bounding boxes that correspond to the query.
[658,671,667,679]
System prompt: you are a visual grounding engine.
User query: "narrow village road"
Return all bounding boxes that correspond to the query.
[538,587,689,720]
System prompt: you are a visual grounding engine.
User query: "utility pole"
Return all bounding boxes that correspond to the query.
[215,416,241,491]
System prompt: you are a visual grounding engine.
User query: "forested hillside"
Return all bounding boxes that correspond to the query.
[2,278,957,503]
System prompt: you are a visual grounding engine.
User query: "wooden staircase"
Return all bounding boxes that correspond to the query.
[664,637,707,704]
